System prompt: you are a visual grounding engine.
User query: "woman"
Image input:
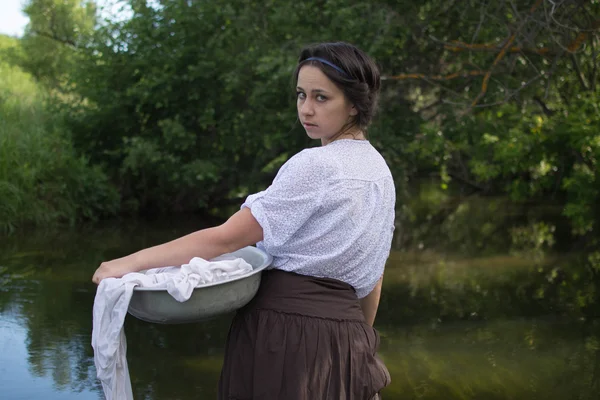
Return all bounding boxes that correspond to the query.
[93,42,395,399]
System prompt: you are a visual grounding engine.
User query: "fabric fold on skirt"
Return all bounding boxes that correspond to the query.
[218,269,391,400]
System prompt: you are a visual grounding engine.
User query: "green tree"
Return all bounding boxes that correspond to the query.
[19,0,96,88]
[11,0,599,243]
[387,0,600,238]
[59,0,418,213]
[0,34,118,233]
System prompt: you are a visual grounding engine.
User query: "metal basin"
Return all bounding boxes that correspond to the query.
[127,246,272,324]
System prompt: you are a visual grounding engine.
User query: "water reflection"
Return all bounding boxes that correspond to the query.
[0,316,100,399]
[0,218,599,399]
[379,318,600,400]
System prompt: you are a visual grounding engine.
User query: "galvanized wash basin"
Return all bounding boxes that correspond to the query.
[127,246,272,324]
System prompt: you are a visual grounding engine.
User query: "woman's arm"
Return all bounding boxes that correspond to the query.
[92,208,263,284]
[360,275,383,326]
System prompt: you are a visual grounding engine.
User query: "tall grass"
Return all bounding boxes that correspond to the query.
[0,52,118,233]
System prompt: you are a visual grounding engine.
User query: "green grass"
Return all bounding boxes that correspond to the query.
[0,38,118,233]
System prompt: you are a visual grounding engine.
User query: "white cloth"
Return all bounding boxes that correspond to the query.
[91,256,253,400]
[242,139,395,298]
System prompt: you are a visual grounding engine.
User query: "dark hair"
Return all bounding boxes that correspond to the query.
[293,42,381,133]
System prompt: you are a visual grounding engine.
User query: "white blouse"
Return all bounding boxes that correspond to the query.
[242,139,395,298]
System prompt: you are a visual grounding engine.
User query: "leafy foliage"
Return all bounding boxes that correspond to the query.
[54,0,418,213]
[0,35,118,233]
[4,0,600,242]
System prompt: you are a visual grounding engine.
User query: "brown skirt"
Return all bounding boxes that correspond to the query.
[218,269,391,400]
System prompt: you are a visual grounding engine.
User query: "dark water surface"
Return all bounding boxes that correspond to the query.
[1,218,599,399]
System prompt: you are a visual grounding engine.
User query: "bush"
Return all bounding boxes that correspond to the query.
[0,45,118,233]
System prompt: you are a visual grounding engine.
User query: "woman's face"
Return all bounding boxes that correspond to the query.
[296,65,357,145]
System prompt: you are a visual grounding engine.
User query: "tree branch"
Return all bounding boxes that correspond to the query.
[470,0,545,107]
[470,32,518,107]
[567,17,600,52]
[416,99,444,113]
[590,35,598,92]
[441,40,553,56]
[448,171,486,192]
[533,95,556,116]
[471,0,489,43]
[570,53,589,90]
[545,50,564,98]
[382,70,486,81]
[432,14,599,57]
[30,30,77,47]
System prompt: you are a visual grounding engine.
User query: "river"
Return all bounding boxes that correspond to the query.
[1,215,599,399]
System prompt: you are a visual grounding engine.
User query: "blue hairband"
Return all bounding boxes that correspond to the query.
[305,57,349,78]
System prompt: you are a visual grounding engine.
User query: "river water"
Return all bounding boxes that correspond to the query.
[1,216,599,399]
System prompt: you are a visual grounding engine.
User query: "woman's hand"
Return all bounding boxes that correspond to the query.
[92,256,139,284]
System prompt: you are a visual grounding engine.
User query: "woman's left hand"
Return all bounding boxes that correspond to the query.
[92,256,138,284]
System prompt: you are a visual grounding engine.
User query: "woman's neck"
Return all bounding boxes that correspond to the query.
[322,128,365,146]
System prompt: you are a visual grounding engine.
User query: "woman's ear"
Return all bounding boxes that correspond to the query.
[349,105,358,116]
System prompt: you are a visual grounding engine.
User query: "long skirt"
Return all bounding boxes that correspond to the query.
[218,269,391,400]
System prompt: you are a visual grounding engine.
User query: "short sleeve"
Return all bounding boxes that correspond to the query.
[241,150,328,255]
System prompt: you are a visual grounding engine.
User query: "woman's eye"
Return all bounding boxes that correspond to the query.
[316,95,327,102]
[296,92,306,100]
